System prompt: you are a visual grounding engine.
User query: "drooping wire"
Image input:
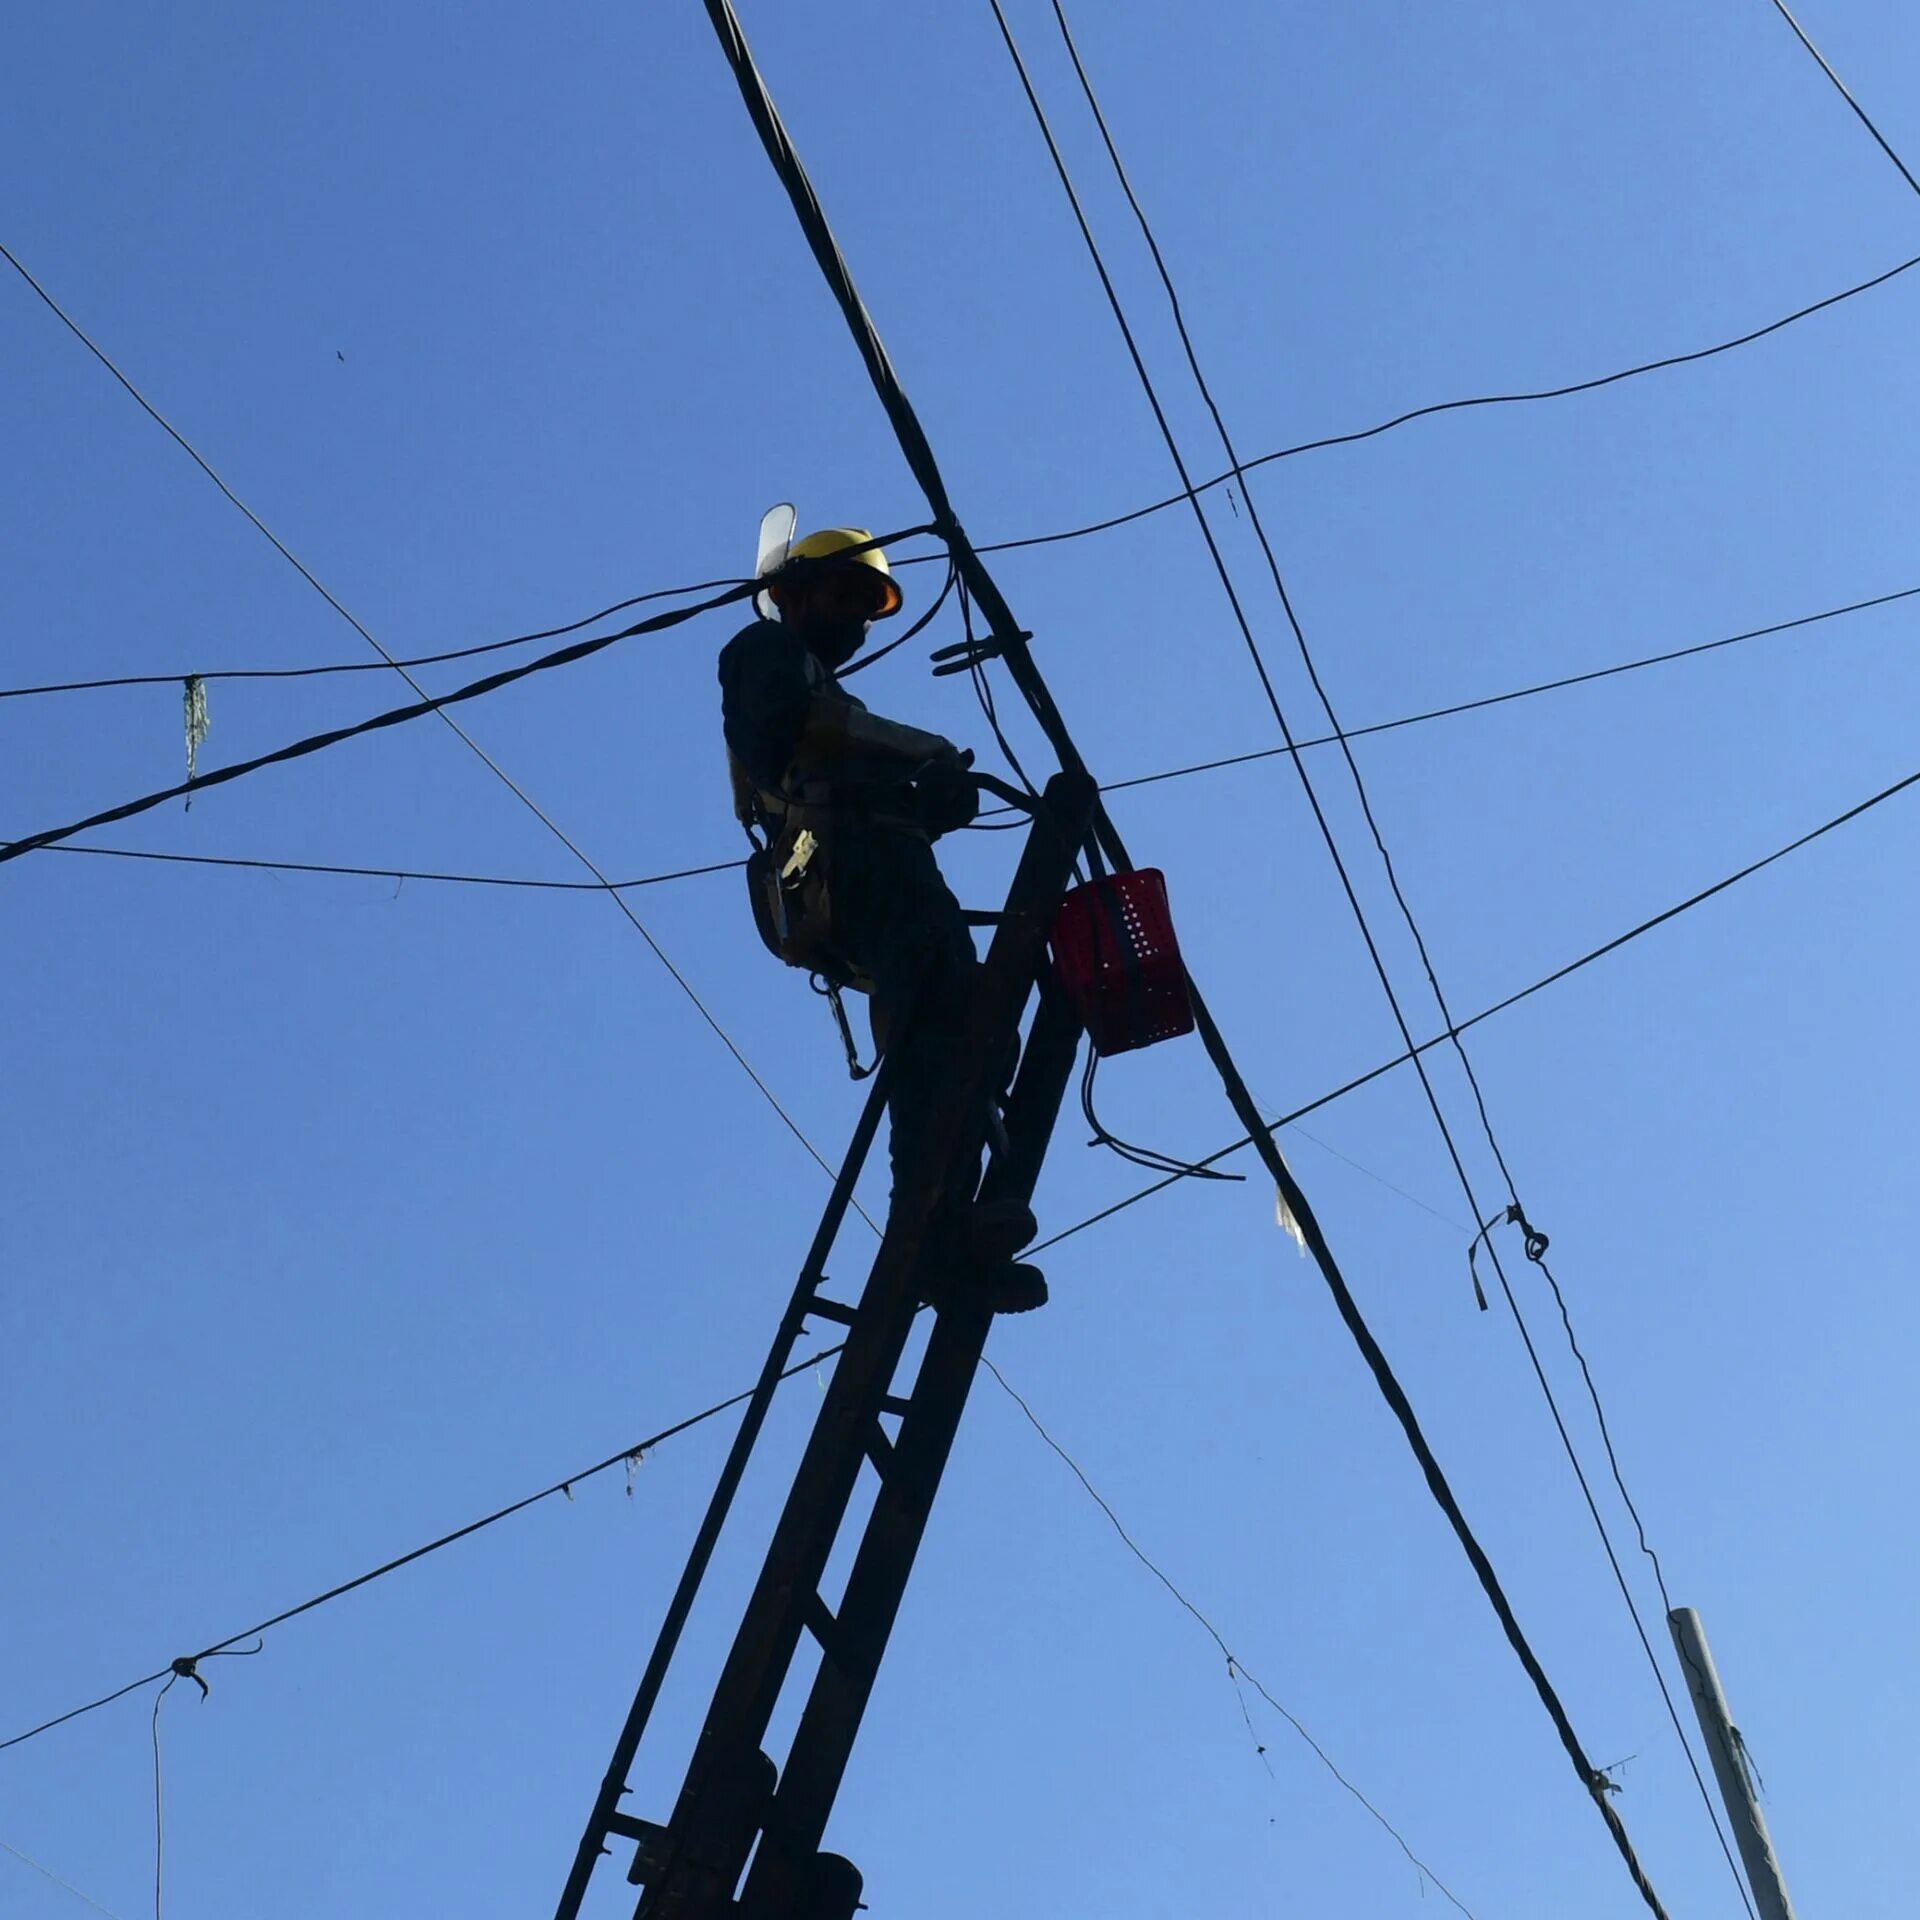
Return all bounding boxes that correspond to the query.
[953,573,1045,805]
[1079,1046,1244,1182]
[1030,7,1756,1902]
[948,246,1920,561]
[982,1356,1477,1919]
[0,1345,849,1758]
[835,556,959,678]
[149,1678,172,1920]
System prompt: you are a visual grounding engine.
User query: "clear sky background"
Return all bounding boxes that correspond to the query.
[5,3,1917,1916]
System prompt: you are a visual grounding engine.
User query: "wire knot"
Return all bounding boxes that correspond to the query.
[169,1657,209,1700]
[1505,1202,1550,1263]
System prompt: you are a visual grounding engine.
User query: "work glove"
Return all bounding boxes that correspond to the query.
[914,749,979,837]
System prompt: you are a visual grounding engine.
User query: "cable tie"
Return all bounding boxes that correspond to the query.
[1465,1213,1502,1312]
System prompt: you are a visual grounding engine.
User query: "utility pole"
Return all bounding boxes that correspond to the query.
[1667,1607,1798,1920]
[557,772,1096,1920]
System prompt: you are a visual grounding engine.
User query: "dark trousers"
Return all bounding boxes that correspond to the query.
[833,829,982,1224]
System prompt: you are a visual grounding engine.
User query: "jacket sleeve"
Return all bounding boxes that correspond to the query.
[718,620,814,793]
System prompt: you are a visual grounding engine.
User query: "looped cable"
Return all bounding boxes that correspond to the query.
[1505,1201,1551,1263]
[1079,1049,1243,1183]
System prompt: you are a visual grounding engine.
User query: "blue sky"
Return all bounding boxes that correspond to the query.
[5,2,1918,1915]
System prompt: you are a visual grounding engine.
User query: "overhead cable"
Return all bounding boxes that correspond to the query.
[1030,5,1752,1903]
[21,841,749,893]
[0,578,755,701]
[0,229,919,1206]
[0,1342,849,1759]
[0,529,923,867]
[1763,0,1920,200]
[24,575,1916,896]
[0,580,752,865]
[703,3,1672,1907]
[1033,750,1920,1254]
[983,1357,1476,1918]
[952,250,1920,561]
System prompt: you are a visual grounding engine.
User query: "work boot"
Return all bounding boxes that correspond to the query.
[917,1254,1049,1316]
[968,1196,1039,1263]
[980,1260,1048,1314]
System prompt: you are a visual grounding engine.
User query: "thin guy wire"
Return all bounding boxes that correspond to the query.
[1033,752,1920,1251]
[983,1356,1476,1918]
[1041,10,1755,1902]
[1764,0,1920,199]
[24,841,748,892]
[0,1834,128,1918]
[0,236,877,1212]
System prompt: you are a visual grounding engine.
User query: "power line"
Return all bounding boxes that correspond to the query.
[1031,10,1762,1904]
[0,579,754,701]
[4,238,1907,712]
[0,230,1906,713]
[29,572,1912,903]
[983,1357,1477,1916]
[25,840,748,893]
[709,2,1673,1905]
[1034,750,1920,1254]
[0,1342,850,1760]
[1089,580,1920,800]
[953,249,1920,561]
[0,234,923,1211]
[42,741,1920,1284]
[0,582,753,866]
[1763,0,1920,200]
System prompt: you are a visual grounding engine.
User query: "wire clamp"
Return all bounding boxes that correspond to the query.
[928,629,1032,678]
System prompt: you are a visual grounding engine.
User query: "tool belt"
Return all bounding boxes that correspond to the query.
[740,766,928,992]
[747,806,867,990]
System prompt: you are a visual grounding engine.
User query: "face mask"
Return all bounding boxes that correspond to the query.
[807,620,867,671]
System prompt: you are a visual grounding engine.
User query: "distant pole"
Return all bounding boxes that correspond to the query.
[1667,1607,1798,1920]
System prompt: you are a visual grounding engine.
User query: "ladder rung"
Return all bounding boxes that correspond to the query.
[878,1392,913,1417]
[807,1293,859,1326]
[604,1811,670,1879]
[802,1591,838,1656]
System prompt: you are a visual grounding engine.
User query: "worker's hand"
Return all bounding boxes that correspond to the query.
[914,756,979,836]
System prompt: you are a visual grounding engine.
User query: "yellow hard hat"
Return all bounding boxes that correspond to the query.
[771,527,903,620]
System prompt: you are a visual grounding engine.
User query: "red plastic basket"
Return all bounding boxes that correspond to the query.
[1048,867,1195,1057]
